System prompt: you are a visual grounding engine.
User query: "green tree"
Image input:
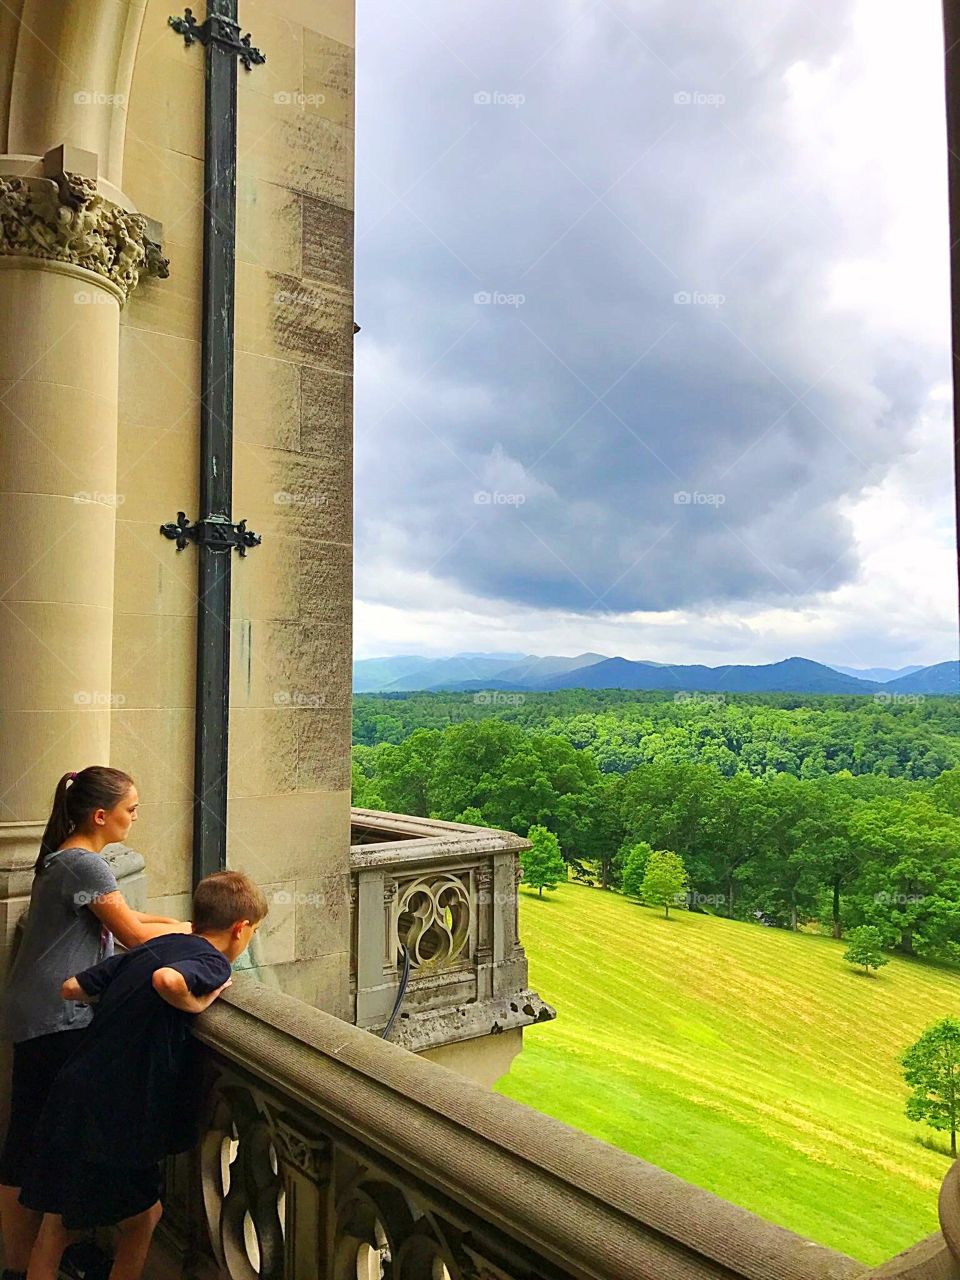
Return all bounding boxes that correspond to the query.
[621,842,653,899]
[351,755,385,811]
[932,767,960,817]
[454,806,486,826]
[521,825,567,897]
[843,925,889,975]
[852,797,960,958]
[901,1018,960,1157]
[640,849,688,918]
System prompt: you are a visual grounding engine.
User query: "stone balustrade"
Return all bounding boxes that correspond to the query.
[349,810,554,1072]
[148,978,886,1280]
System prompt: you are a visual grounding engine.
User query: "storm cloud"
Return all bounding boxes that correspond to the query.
[354,1,950,625]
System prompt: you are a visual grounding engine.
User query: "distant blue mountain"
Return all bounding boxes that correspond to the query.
[355,651,606,693]
[352,655,434,693]
[542,656,875,694]
[354,652,958,696]
[367,655,528,693]
[829,664,924,683]
[883,661,960,695]
[492,652,607,685]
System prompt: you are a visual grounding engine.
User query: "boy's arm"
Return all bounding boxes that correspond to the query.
[132,911,187,926]
[67,950,128,1003]
[152,967,232,1014]
[61,976,97,1004]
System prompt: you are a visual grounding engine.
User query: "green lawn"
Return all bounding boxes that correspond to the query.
[496,881,960,1265]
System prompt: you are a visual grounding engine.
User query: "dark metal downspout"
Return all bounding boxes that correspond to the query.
[163,2,265,885]
[945,0,960,641]
[194,0,240,885]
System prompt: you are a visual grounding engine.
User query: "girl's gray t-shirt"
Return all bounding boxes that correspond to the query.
[0,848,119,1043]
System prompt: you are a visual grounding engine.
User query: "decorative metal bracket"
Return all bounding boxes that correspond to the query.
[160,512,262,556]
[168,7,266,70]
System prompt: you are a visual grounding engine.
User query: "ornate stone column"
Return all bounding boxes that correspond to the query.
[0,144,166,829]
[0,144,166,1131]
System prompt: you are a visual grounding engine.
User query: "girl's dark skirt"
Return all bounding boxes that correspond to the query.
[0,1028,87,1187]
[19,1155,162,1230]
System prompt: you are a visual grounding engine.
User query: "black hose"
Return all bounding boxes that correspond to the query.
[381,944,411,1040]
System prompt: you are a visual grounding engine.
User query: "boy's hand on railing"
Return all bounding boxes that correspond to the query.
[152,967,232,1013]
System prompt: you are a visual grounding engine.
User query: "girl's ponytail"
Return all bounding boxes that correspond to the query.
[34,767,135,874]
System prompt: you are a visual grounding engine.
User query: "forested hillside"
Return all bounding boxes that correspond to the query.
[352,692,960,958]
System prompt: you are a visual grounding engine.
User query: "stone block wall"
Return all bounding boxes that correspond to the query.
[112,0,355,1011]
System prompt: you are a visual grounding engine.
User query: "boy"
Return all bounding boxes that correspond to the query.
[18,870,267,1280]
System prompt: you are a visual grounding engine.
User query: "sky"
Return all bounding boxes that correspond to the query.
[353,0,959,671]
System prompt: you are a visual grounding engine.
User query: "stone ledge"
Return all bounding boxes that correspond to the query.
[196,981,867,1280]
[384,987,556,1052]
[351,806,530,870]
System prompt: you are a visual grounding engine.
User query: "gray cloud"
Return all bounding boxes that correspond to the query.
[354,0,947,618]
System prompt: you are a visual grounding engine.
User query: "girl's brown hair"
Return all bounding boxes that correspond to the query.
[35,767,135,873]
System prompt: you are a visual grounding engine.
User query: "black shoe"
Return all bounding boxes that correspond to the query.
[1,1269,26,1280]
[59,1241,113,1280]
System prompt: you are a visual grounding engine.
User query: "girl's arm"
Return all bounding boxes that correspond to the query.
[132,911,185,926]
[89,892,191,949]
[152,968,232,1014]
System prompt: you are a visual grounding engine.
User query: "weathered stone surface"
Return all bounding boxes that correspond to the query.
[113,518,199,618]
[112,801,191,900]
[300,363,352,457]
[228,791,350,884]
[303,29,354,131]
[238,175,303,279]
[229,708,300,799]
[271,269,352,370]
[297,706,352,791]
[260,951,351,1020]
[231,529,300,624]
[419,1028,523,1091]
[302,195,352,291]
[298,539,352,622]
[231,444,349,545]
[235,350,301,452]
[116,420,196,523]
[293,115,354,210]
[110,612,195,711]
[119,327,201,435]
[294,872,350,959]
[110,707,196,803]
[247,878,298,966]
[292,625,352,709]
[230,620,349,710]
[237,109,353,211]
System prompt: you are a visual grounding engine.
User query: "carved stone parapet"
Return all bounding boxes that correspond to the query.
[268,1111,331,1186]
[0,172,169,304]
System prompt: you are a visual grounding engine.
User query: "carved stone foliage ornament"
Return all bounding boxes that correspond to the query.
[0,173,169,304]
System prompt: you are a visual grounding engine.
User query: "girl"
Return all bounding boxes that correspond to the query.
[0,768,189,1280]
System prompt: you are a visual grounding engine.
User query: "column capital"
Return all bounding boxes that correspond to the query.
[0,145,169,306]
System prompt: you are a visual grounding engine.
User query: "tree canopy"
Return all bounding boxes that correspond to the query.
[352,691,960,956]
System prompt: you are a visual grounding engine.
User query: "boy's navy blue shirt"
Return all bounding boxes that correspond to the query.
[38,933,232,1168]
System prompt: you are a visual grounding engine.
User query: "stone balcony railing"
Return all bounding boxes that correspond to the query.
[349,809,554,1080]
[144,977,960,1280]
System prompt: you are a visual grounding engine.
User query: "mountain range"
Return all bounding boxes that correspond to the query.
[354,652,960,696]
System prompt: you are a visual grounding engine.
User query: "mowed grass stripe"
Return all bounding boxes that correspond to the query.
[496,882,960,1264]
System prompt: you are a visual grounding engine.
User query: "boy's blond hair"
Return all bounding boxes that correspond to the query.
[193,871,268,933]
